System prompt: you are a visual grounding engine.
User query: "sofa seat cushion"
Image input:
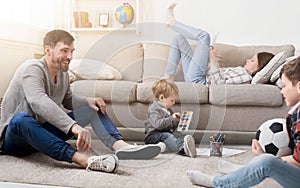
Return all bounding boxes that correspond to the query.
[137,82,208,104]
[71,80,137,103]
[209,84,283,106]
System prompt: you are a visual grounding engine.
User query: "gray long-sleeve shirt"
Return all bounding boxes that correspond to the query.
[144,101,179,138]
[0,57,87,147]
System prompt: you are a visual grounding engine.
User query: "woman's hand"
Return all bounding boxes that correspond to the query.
[86,97,106,115]
[71,124,91,152]
[251,139,265,156]
[210,45,216,57]
[209,46,219,69]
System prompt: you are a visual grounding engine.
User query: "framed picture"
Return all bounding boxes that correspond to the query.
[99,12,109,27]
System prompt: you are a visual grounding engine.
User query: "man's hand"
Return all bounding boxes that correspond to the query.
[86,97,106,115]
[251,139,265,156]
[71,124,91,152]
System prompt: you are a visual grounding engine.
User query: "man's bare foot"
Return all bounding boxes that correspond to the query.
[167,3,177,27]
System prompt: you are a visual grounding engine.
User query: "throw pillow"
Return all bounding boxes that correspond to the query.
[270,55,299,83]
[68,59,122,82]
[251,51,286,84]
[274,78,282,88]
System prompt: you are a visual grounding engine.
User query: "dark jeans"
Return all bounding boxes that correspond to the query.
[1,105,123,163]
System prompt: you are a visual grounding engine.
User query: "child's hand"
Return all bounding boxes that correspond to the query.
[251,139,265,156]
[172,112,181,120]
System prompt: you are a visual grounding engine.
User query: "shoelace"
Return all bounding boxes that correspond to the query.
[86,157,105,172]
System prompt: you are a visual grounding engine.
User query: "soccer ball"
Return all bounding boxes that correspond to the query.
[256,118,293,157]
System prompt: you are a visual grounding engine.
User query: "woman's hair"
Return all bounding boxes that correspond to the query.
[152,79,179,100]
[279,56,300,85]
[253,52,275,76]
[43,29,74,49]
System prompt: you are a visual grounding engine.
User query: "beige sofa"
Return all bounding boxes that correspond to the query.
[70,42,295,145]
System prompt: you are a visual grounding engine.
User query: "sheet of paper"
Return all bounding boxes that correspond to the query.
[196,147,247,157]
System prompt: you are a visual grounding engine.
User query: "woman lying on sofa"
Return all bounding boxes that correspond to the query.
[163,3,274,85]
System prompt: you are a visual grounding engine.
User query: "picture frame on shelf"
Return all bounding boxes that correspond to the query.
[99,12,109,27]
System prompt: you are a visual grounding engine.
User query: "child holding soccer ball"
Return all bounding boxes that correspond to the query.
[186,57,300,187]
[144,79,197,158]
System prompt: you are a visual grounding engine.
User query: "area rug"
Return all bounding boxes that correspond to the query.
[0,141,282,188]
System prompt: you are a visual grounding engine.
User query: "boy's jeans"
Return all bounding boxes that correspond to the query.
[145,131,185,152]
[214,154,300,188]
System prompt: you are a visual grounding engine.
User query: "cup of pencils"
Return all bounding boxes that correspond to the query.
[209,133,225,157]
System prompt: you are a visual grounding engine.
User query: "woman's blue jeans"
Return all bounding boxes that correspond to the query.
[165,21,211,85]
[1,105,123,163]
[213,154,300,188]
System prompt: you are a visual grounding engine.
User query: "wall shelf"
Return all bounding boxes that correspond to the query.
[70,27,136,32]
[69,0,140,34]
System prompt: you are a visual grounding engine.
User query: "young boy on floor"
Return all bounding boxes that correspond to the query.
[144,79,197,157]
[186,57,300,187]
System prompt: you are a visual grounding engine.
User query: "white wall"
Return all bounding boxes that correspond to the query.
[0,0,65,97]
[142,0,300,54]
[1,0,299,97]
[72,0,300,58]
[0,21,45,97]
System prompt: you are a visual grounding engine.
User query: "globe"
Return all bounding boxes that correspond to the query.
[114,2,134,27]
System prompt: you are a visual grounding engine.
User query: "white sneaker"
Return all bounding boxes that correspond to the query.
[183,135,196,158]
[86,154,119,173]
[115,144,161,160]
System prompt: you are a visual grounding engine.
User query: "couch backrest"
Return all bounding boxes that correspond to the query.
[105,42,185,82]
[215,43,295,67]
[142,42,184,82]
[105,43,144,82]
[104,42,295,82]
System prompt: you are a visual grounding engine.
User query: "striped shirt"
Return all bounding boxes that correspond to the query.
[207,66,252,85]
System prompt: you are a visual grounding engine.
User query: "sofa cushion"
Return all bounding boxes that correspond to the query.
[214,43,295,68]
[209,84,283,106]
[71,80,137,103]
[137,82,208,104]
[105,43,144,82]
[270,55,299,83]
[143,43,185,82]
[251,51,286,84]
[68,59,122,82]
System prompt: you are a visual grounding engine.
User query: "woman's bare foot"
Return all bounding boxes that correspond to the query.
[167,3,177,27]
[162,74,174,81]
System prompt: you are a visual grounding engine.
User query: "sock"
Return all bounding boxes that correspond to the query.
[156,142,166,153]
[218,160,244,174]
[167,3,177,27]
[186,170,214,187]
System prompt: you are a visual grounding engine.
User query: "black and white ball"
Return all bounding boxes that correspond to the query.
[256,118,293,157]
